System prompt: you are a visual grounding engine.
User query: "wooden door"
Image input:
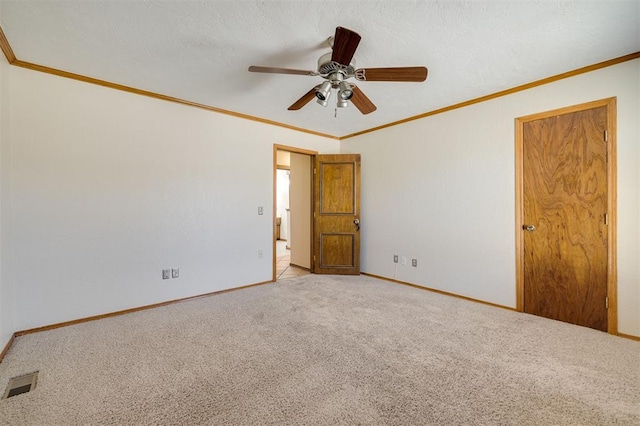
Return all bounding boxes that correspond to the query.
[521,106,609,331]
[313,154,360,275]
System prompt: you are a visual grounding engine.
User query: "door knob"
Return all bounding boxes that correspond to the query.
[354,219,360,231]
[523,224,536,232]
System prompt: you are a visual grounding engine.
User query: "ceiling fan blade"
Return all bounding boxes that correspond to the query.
[331,27,361,66]
[350,85,377,115]
[248,66,318,76]
[288,86,319,110]
[355,66,428,82]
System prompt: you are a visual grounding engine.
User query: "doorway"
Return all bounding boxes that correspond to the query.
[273,145,317,281]
[515,97,617,334]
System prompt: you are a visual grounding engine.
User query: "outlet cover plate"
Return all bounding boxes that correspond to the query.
[172,268,179,278]
[162,269,170,279]
[393,255,398,263]
[412,259,418,267]
[401,256,407,265]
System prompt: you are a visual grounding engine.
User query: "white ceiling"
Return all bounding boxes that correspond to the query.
[0,1,638,137]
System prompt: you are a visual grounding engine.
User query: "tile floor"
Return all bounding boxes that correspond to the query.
[276,240,311,280]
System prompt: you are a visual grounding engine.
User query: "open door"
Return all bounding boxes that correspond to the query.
[313,154,361,275]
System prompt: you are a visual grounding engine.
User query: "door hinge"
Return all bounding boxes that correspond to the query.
[604,213,609,225]
[313,167,316,175]
[313,255,316,261]
[604,130,608,142]
[605,297,609,309]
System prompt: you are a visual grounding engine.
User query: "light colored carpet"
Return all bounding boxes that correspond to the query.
[0,274,638,425]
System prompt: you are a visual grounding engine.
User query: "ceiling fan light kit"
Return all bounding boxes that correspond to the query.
[338,81,353,100]
[316,81,332,101]
[249,26,428,115]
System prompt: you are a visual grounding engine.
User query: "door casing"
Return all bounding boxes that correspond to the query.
[273,144,317,281]
[514,97,618,334]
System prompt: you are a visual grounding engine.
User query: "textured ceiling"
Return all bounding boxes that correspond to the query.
[0,1,638,137]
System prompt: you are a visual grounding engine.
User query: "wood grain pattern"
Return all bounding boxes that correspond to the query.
[288,86,318,110]
[523,106,608,331]
[617,333,640,342]
[350,85,377,115]
[320,163,355,214]
[0,25,16,63]
[331,27,361,66]
[604,99,618,334]
[314,154,361,275]
[248,66,316,76]
[356,67,428,82]
[320,234,355,267]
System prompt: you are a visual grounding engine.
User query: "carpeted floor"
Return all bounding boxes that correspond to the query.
[0,274,638,425]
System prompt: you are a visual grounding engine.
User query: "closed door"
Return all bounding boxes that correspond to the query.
[314,154,360,275]
[521,105,609,331]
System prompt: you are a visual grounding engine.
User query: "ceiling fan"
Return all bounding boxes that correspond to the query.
[248,27,428,115]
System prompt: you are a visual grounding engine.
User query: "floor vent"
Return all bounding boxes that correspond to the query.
[2,372,38,399]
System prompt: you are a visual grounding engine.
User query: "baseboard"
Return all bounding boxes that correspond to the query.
[362,272,515,311]
[618,333,640,341]
[2,276,636,364]
[289,263,311,271]
[363,272,640,341]
[0,279,274,363]
[0,333,17,364]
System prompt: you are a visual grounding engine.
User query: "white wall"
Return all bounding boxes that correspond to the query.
[0,64,339,340]
[1,57,637,351]
[341,59,640,336]
[0,58,11,347]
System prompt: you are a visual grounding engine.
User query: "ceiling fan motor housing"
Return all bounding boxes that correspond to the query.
[317,52,356,77]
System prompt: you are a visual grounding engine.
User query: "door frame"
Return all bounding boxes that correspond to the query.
[514,97,618,334]
[272,144,317,281]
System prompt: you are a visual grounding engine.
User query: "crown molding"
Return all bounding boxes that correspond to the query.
[340,52,640,140]
[0,25,637,142]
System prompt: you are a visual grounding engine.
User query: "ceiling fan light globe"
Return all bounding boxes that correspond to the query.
[316,98,329,107]
[315,81,332,102]
[338,81,353,100]
[337,99,349,108]
[339,89,353,100]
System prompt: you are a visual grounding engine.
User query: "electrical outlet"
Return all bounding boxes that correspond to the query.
[393,255,398,263]
[401,256,407,265]
[412,259,417,267]
[162,269,170,280]
[258,249,263,259]
[172,268,179,278]
[258,206,263,215]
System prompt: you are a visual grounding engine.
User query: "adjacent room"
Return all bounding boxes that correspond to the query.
[0,1,638,424]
